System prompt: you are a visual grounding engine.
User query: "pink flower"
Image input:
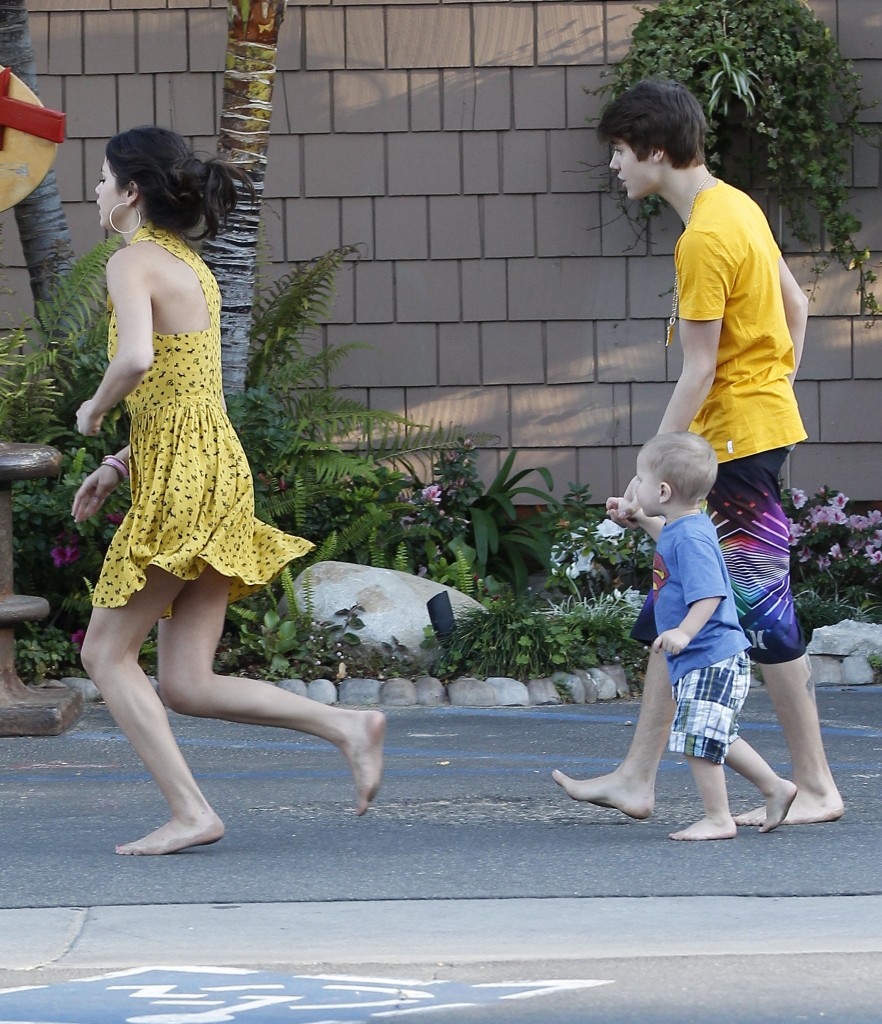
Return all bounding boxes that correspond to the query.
[829,543,843,560]
[866,549,882,565]
[829,492,848,509]
[105,511,125,525]
[421,484,444,504]
[848,515,869,531]
[809,506,831,526]
[50,532,80,567]
[70,629,86,649]
[832,509,847,525]
[790,488,808,510]
[868,510,882,525]
[798,547,812,563]
[788,521,805,543]
[816,556,831,571]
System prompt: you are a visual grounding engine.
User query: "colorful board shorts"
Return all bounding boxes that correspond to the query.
[633,446,806,665]
[669,650,751,764]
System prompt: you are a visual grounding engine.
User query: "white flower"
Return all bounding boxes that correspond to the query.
[595,518,627,541]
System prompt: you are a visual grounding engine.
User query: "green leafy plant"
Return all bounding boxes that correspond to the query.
[434,589,648,684]
[542,484,653,598]
[465,451,556,594]
[550,590,649,686]
[603,0,880,314]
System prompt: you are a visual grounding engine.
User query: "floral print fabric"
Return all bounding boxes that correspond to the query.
[92,224,313,609]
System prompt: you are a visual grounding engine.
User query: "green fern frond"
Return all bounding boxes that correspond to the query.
[393,542,411,574]
[32,239,118,346]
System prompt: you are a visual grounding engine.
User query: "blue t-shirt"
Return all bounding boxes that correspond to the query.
[652,512,749,682]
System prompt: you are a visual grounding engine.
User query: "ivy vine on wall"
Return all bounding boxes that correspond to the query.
[604,0,881,316]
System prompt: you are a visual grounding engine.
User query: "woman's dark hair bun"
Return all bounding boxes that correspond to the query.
[106,126,251,240]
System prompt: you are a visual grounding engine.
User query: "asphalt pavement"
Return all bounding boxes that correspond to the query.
[1,684,881,1022]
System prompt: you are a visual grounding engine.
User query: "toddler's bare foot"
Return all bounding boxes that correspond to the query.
[116,811,225,856]
[342,710,386,816]
[551,768,654,820]
[735,789,844,827]
[669,815,737,841]
[758,780,798,834]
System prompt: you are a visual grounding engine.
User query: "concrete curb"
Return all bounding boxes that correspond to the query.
[4,896,882,972]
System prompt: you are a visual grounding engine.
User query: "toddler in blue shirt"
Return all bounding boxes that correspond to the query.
[629,432,797,841]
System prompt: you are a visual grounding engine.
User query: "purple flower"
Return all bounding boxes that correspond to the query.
[105,511,125,526]
[790,488,808,510]
[50,532,80,567]
[70,629,86,649]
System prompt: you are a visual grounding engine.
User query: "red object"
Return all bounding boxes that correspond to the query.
[0,66,65,149]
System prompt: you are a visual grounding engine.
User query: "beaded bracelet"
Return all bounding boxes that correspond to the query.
[101,455,130,481]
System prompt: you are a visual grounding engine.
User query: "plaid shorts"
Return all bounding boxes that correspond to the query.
[669,651,752,764]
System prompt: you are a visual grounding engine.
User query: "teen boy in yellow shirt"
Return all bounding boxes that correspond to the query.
[553,79,843,829]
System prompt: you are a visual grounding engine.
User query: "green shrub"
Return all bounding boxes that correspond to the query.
[604,0,880,313]
[434,589,648,684]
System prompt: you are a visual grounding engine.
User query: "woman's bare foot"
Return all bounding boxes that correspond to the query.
[758,780,798,834]
[340,710,386,816]
[116,811,225,856]
[734,789,844,827]
[669,815,737,841]
[551,768,654,820]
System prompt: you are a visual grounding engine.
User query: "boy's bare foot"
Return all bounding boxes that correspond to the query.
[734,789,844,827]
[551,768,654,820]
[342,710,386,816]
[758,780,798,834]
[116,811,225,856]
[669,815,737,841]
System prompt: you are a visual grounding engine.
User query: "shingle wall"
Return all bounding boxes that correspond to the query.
[3,0,881,500]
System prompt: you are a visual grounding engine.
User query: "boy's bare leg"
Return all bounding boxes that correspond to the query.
[733,655,843,826]
[724,737,797,833]
[552,649,674,819]
[669,755,737,841]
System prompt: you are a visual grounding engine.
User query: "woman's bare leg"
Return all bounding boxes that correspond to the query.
[552,649,674,819]
[80,569,224,856]
[157,567,385,819]
[733,656,843,826]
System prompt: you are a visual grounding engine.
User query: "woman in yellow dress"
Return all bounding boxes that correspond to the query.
[72,126,385,855]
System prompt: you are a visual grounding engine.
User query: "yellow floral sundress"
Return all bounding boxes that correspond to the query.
[92,223,313,609]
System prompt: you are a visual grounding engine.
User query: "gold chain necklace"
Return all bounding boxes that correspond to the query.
[665,171,714,346]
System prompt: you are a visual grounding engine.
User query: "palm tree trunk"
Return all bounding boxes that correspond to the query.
[203,0,286,395]
[0,0,73,304]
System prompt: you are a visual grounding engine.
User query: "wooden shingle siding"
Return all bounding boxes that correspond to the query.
[3,0,880,499]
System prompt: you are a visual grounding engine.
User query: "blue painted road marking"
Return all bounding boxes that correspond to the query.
[0,968,613,1023]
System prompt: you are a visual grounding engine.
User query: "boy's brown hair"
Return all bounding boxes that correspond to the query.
[598,79,707,169]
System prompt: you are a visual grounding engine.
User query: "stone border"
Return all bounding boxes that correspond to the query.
[54,666,633,709]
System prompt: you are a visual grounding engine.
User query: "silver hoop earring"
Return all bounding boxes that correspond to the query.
[108,203,142,234]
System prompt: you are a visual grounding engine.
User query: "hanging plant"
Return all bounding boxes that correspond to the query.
[602,0,880,316]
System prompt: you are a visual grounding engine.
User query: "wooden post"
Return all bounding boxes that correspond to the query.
[0,443,82,735]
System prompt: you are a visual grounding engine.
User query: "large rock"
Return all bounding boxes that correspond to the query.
[807,621,882,686]
[807,620,882,658]
[292,562,485,667]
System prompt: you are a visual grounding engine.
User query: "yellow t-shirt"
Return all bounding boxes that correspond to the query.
[675,180,807,463]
